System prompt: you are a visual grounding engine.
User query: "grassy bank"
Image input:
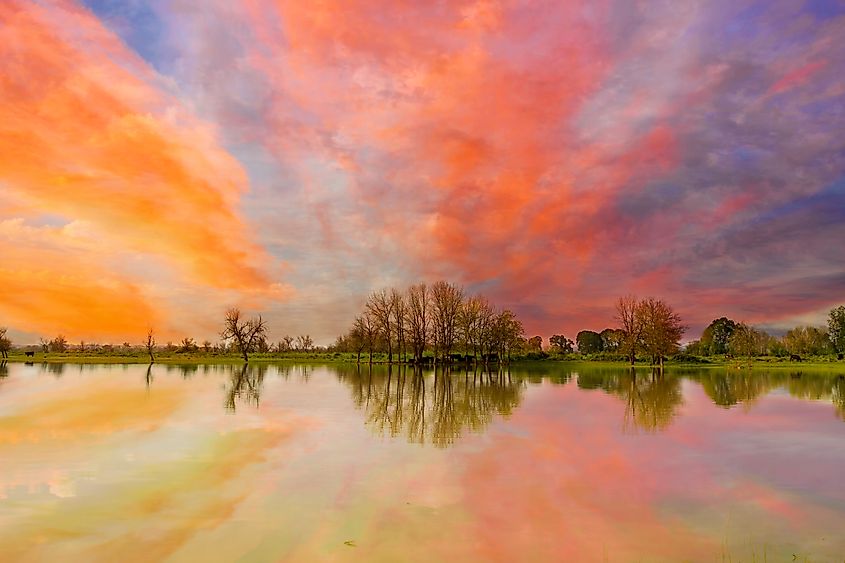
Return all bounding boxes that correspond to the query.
[4,350,843,369]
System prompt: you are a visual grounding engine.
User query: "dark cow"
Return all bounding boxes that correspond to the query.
[838,353,844,361]
[789,354,802,362]
[481,353,499,362]
[449,353,465,362]
[25,351,35,358]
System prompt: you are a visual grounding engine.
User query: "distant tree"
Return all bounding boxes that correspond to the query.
[277,335,295,353]
[220,308,268,362]
[684,340,702,355]
[179,337,197,353]
[406,283,430,363]
[829,305,845,353]
[767,337,788,357]
[783,326,831,356]
[700,317,738,356]
[79,341,86,353]
[39,338,49,353]
[599,328,625,352]
[526,336,543,352]
[0,328,10,359]
[727,323,761,358]
[431,281,464,361]
[459,295,484,359]
[366,289,395,362]
[295,335,313,351]
[145,329,156,363]
[494,309,524,360]
[202,340,212,352]
[390,289,407,362]
[638,298,686,367]
[354,313,378,363]
[49,335,68,353]
[616,296,644,365]
[549,334,574,353]
[347,326,366,363]
[576,330,603,354]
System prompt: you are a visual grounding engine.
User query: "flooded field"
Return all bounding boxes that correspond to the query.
[1,361,844,562]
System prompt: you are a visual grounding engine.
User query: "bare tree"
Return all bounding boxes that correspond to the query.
[390,288,407,362]
[354,313,378,364]
[348,325,367,363]
[295,335,314,351]
[431,280,464,361]
[494,309,524,361]
[459,296,484,360]
[49,335,68,353]
[220,308,268,362]
[0,327,11,359]
[366,289,395,362]
[145,329,156,363]
[615,295,643,365]
[277,335,295,353]
[406,283,430,363]
[638,298,686,367]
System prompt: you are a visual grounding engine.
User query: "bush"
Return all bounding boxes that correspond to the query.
[671,353,709,364]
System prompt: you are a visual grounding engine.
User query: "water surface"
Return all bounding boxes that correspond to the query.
[1,362,844,561]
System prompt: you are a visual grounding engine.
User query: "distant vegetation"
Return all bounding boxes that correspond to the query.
[1,290,844,366]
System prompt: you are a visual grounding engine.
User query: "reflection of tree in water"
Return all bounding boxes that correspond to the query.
[697,371,777,409]
[786,371,845,421]
[833,377,845,421]
[691,369,845,421]
[224,364,268,412]
[0,360,7,379]
[41,362,66,378]
[578,369,683,433]
[337,365,525,447]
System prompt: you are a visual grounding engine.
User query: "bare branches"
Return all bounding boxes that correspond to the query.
[406,283,430,363]
[615,295,643,365]
[146,328,156,363]
[616,296,686,366]
[221,308,268,362]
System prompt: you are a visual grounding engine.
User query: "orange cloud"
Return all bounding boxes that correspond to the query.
[0,1,281,339]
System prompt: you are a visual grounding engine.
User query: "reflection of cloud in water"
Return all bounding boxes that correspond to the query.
[336,365,525,447]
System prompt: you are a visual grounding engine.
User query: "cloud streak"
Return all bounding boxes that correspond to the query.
[2,0,843,341]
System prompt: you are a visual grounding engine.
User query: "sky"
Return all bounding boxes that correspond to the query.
[1,0,844,346]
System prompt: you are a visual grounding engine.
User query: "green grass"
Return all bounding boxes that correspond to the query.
[4,350,843,368]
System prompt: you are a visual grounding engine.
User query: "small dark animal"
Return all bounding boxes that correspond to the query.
[25,351,35,358]
[838,353,844,361]
[789,354,802,362]
[449,353,465,362]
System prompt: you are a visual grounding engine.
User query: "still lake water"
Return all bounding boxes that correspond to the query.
[1,361,844,562]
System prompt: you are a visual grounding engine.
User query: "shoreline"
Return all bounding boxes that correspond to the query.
[2,353,843,369]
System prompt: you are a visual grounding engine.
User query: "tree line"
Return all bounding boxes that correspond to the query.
[686,305,845,359]
[333,281,527,364]
[3,300,842,365]
[546,296,687,367]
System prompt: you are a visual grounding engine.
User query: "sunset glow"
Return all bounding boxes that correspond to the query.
[2,0,843,343]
